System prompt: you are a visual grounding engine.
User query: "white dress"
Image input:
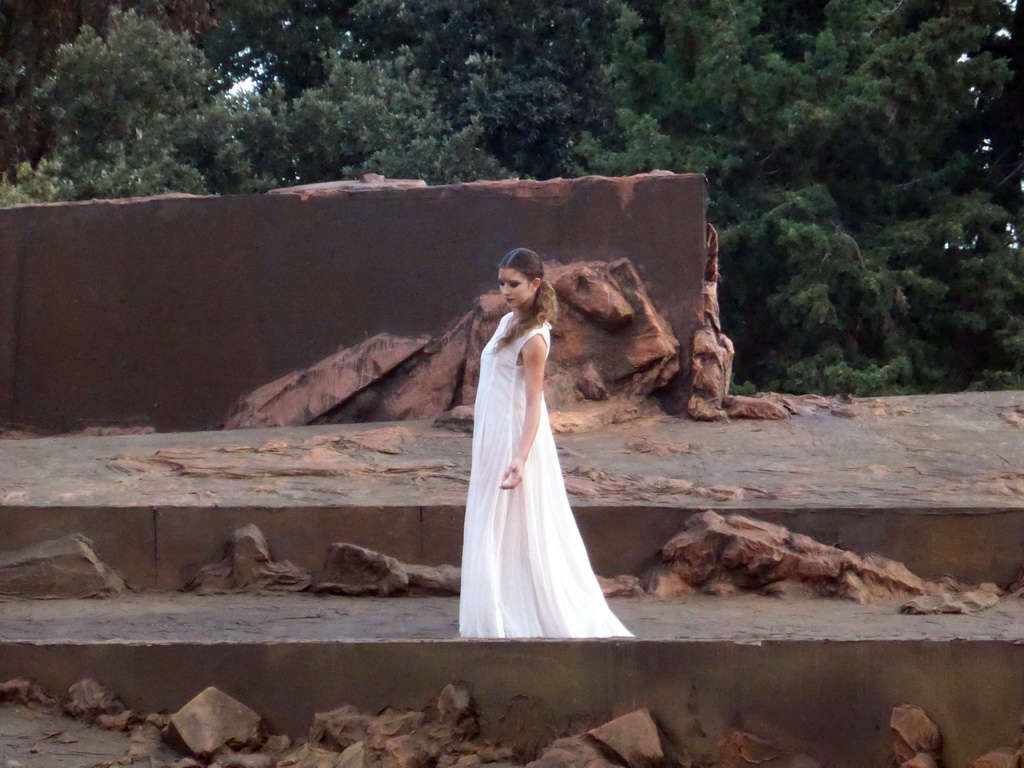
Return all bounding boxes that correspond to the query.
[459,312,634,639]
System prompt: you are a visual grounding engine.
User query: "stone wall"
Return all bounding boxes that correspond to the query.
[0,173,706,432]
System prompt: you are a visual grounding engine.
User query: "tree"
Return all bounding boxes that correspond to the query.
[579,0,1024,394]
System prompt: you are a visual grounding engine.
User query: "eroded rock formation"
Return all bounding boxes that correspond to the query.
[183,524,312,594]
[224,260,680,432]
[0,534,127,598]
[644,511,996,606]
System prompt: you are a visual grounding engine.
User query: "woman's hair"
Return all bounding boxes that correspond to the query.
[496,247,558,350]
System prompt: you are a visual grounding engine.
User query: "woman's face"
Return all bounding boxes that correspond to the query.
[498,267,540,314]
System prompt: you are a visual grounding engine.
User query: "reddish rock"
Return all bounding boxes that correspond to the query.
[650,511,930,601]
[277,744,351,768]
[167,687,264,757]
[900,589,999,615]
[0,678,56,707]
[970,749,1022,768]
[224,334,429,429]
[597,575,645,598]
[0,534,127,598]
[62,678,126,722]
[891,704,942,764]
[715,731,785,768]
[310,705,375,751]
[315,543,410,597]
[527,735,622,768]
[686,225,735,422]
[183,524,312,594]
[553,264,635,331]
[587,709,663,768]
[434,682,479,739]
[97,710,135,731]
[722,396,788,420]
[576,363,609,401]
[384,734,439,768]
[367,709,428,748]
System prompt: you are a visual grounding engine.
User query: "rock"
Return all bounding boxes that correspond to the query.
[527,735,622,768]
[315,543,410,596]
[183,524,312,594]
[686,225,735,421]
[277,744,349,768]
[576,363,609,401]
[891,704,942,764]
[367,709,428,748]
[384,734,439,768]
[338,742,379,768]
[970,749,1022,768]
[552,264,635,331]
[214,752,276,768]
[722,396,788,420]
[587,709,663,768]
[0,534,127,598]
[97,710,135,731]
[0,678,56,707]
[407,564,462,596]
[224,333,430,429]
[597,575,645,598]
[900,589,1000,615]
[903,755,939,768]
[62,678,126,721]
[433,406,475,433]
[310,705,374,751]
[649,511,931,601]
[167,687,264,757]
[435,682,479,738]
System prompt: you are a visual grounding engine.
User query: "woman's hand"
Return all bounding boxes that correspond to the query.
[500,456,526,489]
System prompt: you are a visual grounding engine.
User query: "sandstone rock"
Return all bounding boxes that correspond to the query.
[903,754,939,768]
[97,710,135,731]
[553,264,635,331]
[576,363,609,401]
[587,709,663,768]
[367,709,428,748]
[0,678,56,707]
[0,534,127,598]
[435,683,479,739]
[433,406,475,433]
[62,678,127,721]
[970,749,1022,768]
[214,752,276,768]
[384,734,439,768]
[224,334,430,429]
[891,704,942,764]
[338,742,379,768]
[315,543,410,596]
[407,564,462,596]
[722,396,788,420]
[310,705,375,751]
[900,589,1000,615]
[184,524,312,594]
[278,744,349,768]
[527,735,622,768]
[686,225,735,422]
[650,511,931,601]
[167,687,264,757]
[597,575,645,598]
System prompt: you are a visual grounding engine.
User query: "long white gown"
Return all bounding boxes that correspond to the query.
[459,312,634,639]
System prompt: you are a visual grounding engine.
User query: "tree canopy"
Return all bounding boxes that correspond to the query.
[1,0,1021,394]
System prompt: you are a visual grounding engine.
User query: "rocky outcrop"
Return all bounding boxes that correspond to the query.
[183,524,312,594]
[167,687,265,758]
[0,534,127,598]
[686,225,734,422]
[224,259,680,432]
[644,512,952,604]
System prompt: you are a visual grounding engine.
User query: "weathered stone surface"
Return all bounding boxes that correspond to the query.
[432,406,475,433]
[184,524,312,594]
[0,534,127,598]
[383,733,439,768]
[97,710,135,731]
[714,730,821,768]
[62,678,126,721]
[213,752,277,768]
[167,686,264,757]
[434,683,478,739]
[686,225,734,422]
[527,735,622,768]
[310,705,375,751]
[315,543,411,596]
[900,589,1000,615]
[587,709,663,768]
[722,396,789,420]
[0,678,56,707]
[224,334,430,429]
[278,744,349,768]
[597,575,645,598]
[407,564,462,596]
[970,751,1021,768]
[225,258,679,432]
[891,704,942,765]
[650,511,930,601]
[268,174,428,195]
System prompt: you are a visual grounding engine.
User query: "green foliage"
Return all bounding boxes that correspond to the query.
[576,0,1024,395]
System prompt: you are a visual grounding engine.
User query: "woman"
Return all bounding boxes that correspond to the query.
[459,247,633,639]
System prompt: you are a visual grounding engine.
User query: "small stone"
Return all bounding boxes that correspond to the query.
[970,749,1021,768]
[184,524,312,594]
[276,744,347,768]
[433,406,475,433]
[598,575,645,598]
[62,678,126,721]
[0,535,127,598]
[167,687,264,757]
[407,564,461,596]
[214,752,275,768]
[587,709,664,768]
[0,678,55,707]
[891,704,942,763]
[900,590,999,616]
[315,543,410,597]
[527,735,621,768]
[384,734,439,768]
[310,705,374,751]
[97,710,135,731]
[338,741,376,768]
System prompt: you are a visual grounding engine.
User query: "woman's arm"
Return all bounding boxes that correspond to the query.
[500,334,548,490]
